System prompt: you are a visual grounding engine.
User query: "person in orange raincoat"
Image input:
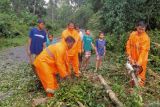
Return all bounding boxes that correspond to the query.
[126,21,150,87]
[34,36,75,97]
[61,22,81,77]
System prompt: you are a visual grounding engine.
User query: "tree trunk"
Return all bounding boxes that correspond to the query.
[98,75,124,107]
[33,0,37,15]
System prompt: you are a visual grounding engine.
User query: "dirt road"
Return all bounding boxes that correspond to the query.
[0,45,29,64]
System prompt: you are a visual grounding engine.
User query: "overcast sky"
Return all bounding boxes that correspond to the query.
[44,0,49,3]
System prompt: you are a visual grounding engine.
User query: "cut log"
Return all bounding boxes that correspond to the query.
[98,75,124,107]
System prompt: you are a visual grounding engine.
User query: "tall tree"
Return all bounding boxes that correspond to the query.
[0,0,11,13]
[88,0,160,33]
[11,0,46,16]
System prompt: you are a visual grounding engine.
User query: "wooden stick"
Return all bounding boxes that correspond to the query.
[98,75,124,107]
[77,101,85,107]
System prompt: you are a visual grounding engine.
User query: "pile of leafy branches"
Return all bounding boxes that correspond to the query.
[43,77,112,107]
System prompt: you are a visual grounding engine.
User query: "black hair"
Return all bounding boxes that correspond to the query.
[48,34,53,37]
[85,29,89,32]
[67,21,75,26]
[65,36,75,43]
[75,25,80,29]
[37,19,45,24]
[136,20,147,28]
[99,31,104,36]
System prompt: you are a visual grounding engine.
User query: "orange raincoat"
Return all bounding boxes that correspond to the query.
[126,31,150,86]
[34,41,69,97]
[61,29,81,76]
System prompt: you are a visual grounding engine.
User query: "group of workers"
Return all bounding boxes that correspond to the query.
[27,19,150,97]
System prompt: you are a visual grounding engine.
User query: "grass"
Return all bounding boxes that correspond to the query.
[0,36,28,50]
[0,30,160,107]
[0,51,159,107]
[0,63,45,107]
[95,51,160,107]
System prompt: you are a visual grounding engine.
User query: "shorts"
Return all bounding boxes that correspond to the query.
[96,55,104,60]
[85,51,91,58]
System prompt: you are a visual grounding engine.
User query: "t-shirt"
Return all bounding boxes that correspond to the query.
[29,27,47,55]
[46,38,58,47]
[83,35,93,51]
[96,39,106,56]
[79,31,83,41]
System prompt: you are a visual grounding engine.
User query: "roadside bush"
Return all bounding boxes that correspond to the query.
[0,13,30,38]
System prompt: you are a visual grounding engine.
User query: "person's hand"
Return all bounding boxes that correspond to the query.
[127,56,135,65]
[127,56,131,61]
[103,52,106,56]
[132,64,143,75]
[82,49,84,53]
[96,51,98,56]
[27,49,31,56]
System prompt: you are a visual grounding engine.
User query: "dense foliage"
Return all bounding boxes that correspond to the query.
[0,0,160,107]
[87,0,160,33]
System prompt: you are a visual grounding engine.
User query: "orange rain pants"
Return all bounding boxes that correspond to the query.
[61,29,81,77]
[34,42,69,97]
[126,31,150,86]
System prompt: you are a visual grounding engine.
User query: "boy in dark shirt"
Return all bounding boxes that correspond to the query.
[27,19,47,64]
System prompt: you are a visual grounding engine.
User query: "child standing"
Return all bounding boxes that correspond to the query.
[95,32,106,71]
[82,29,95,71]
[46,34,57,47]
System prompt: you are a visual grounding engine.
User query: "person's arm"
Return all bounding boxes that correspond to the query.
[77,36,82,53]
[82,35,85,52]
[95,40,98,55]
[61,30,66,41]
[104,41,106,56]
[104,46,106,56]
[27,38,31,54]
[82,41,84,53]
[137,38,150,66]
[91,42,95,50]
[56,52,69,78]
[126,34,134,63]
[27,38,33,64]
[27,28,33,64]
[43,33,47,49]
[91,37,96,51]
[43,42,46,49]
[126,38,131,57]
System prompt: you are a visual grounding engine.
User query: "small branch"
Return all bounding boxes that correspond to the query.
[77,101,85,107]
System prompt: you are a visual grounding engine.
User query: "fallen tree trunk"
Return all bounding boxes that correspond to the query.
[77,101,85,107]
[98,75,124,107]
